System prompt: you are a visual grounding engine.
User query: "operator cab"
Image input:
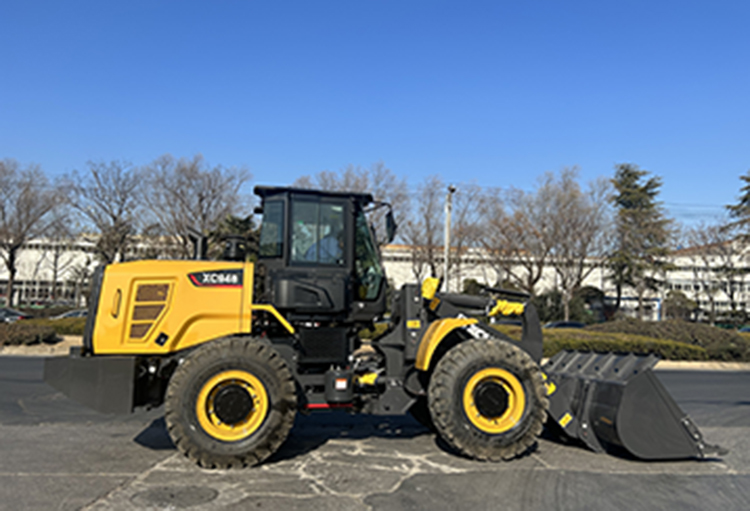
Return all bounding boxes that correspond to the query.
[254,186,393,325]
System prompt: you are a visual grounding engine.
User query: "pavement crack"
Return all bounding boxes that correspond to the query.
[79,453,182,511]
[531,452,554,469]
[413,455,469,474]
[16,398,34,416]
[0,472,140,477]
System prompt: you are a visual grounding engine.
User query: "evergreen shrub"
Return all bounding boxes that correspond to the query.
[0,322,58,346]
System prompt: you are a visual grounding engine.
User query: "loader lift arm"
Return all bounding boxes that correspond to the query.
[414,277,544,369]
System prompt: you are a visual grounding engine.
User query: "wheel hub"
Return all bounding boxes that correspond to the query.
[213,384,254,425]
[463,367,526,434]
[473,381,509,419]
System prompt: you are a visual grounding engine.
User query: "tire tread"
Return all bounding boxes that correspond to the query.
[428,339,548,461]
[165,337,296,469]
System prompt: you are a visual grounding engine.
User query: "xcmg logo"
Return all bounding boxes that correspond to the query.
[188,269,243,288]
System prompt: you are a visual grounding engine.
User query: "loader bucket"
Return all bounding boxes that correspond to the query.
[544,351,726,460]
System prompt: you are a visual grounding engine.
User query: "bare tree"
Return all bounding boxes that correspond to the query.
[685,223,720,324]
[481,175,559,296]
[368,162,410,244]
[0,159,60,306]
[685,221,746,324]
[67,259,94,308]
[293,161,409,244]
[712,235,746,323]
[449,183,486,292]
[141,154,252,258]
[401,175,444,281]
[313,166,370,193]
[65,160,141,264]
[546,169,612,320]
[39,206,80,302]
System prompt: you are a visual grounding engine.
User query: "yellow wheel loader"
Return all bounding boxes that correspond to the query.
[45,186,724,468]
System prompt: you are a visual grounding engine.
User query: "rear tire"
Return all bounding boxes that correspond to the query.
[428,339,548,461]
[165,337,296,468]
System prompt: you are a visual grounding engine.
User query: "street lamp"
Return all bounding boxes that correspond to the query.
[444,185,456,292]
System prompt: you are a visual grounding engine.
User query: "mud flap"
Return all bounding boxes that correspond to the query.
[544,351,726,460]
[44,353,137,414]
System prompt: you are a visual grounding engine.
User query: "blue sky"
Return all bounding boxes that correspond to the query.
[2,1,748,224]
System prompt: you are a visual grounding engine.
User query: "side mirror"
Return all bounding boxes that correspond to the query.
[223,235,247,262]
[386,210,397,243]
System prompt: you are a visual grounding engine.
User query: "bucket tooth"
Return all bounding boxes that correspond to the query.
[543,350,726,460]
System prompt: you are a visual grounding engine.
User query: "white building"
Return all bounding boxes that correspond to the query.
[663,242,750,320]
[0,237,160,307]
[3,238,747,321]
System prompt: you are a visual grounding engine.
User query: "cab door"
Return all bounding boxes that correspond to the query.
[259,194,352,318]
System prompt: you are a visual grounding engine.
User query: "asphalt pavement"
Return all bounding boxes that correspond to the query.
[1,356,749,511]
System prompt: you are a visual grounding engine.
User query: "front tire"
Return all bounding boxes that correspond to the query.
[165,337,297,468]
[428,339,548,461]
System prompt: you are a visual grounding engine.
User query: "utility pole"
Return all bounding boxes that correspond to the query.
[444,185,456,292]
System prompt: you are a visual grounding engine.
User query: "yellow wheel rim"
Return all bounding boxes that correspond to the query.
[463,368,526,434]
[196,370,269,442]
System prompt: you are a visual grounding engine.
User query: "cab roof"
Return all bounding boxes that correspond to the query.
[254,185,374,206]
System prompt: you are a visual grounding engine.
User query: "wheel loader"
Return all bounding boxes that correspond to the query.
[45,186,724,468]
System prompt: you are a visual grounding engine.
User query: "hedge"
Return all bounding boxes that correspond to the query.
[0,322,58,346]
[541,332,707,360]
[359,320,709,361]
[492,324,708,361]
[587,318,750,362]
[15,307,74,320]
[6,308,740,360]
[24,317,87,336]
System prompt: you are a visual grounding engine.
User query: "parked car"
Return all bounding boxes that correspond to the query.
[51,309,88,320]
[543,321,586,329]
[0,307,31,323]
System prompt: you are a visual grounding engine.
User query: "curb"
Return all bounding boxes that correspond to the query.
[655,360,750,371]
[0,336,83,357]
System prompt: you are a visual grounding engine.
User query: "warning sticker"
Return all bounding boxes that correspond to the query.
[559,412,573,428]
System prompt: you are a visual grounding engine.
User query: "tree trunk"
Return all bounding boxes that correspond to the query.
[615,282,622,312]
[51,251,59,302]
[637,288,644,321]
[5,249,17,307]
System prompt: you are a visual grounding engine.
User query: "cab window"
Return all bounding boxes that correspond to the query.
[354,209,384,300]
[259,200,284,258]
[291,201,345,265]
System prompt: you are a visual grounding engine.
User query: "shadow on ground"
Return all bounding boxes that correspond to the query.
[133,410,683,472]
[132,411,598,465]
[271,411,434,462]
[134,417,175,450]
[133,411,439,461]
